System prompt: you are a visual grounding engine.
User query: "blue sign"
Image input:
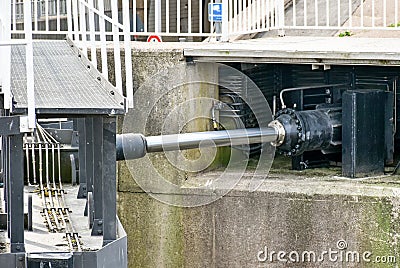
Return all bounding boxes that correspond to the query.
[208,3,223,22]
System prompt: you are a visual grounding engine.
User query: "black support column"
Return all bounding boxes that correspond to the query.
[102,117,117,245]
[85,117,94,194]
[77,118,87,199]
[5,136,10,239]
[83,118,94,217]
[9,133,25,253]
[91,116,103,236]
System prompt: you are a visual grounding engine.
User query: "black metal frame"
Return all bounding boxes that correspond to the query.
[0,113,121,267]
[75,116,117,243]
[0,115,27,255]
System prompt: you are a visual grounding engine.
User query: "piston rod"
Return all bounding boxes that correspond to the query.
[116,127,278,161]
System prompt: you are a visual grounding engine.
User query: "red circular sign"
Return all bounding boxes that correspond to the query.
[147,35,162,42]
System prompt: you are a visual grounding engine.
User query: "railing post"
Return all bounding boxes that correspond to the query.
[45,0,49,30]
[66,0,73,39]
[88,0,97,68]
[79,0,87,56]
[221,0,229,42]
[277,0,285,36]
[122,0,133,108]
[111,0,122,95]
[155,0,162,33]
[72,0,79,41]
[1,0,12,111]
[98,0,108,80]
[24,0,36,129]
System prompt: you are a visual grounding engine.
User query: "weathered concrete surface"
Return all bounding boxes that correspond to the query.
[119,161,400,268]
[183,37,400,66]
[113,45,220,267]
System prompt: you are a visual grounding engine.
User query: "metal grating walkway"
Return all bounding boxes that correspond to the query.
[11,40,125,115]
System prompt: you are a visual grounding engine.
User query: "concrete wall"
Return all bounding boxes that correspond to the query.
[113,47,400,268]
[118,174,400,268]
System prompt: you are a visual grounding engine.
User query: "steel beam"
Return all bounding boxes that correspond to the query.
[102,117,117,245]
[0,116,22,136]
[9,133,25,253]
[4,135,10,239]
[83,118,94,216]
[77,118,87,199]
[85,117,94,194]
[91,116,103,236]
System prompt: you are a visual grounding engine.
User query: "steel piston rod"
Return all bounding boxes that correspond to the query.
[116,127,278,161]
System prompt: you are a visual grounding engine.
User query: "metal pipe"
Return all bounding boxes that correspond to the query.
[117,127,277,161]
[31,133,37,184]
[146,127,277,152]
[279,83,347,108]
[24,141,30,184]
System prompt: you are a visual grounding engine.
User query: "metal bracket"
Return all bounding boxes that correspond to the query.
[77,183,87,199]
[70,154,77,186]
[0,116,21,135]
[19,116,31,133]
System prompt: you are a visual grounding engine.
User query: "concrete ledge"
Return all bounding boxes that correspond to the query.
[184,37,400,66]
[118,168,400,268]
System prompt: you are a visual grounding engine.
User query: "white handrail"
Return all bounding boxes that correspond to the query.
[122,0,133,107]
[111,0,122,95]
[24,0,36,130]
[1,0,35,130]
[8,0,400,38]
[8,0,400,112]
[1,0,12,111]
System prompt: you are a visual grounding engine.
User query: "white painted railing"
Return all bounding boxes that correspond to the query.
[8,0,400,112]
[66,0,135,107]
[2,0,35,129]
[226,0,285,36]
[11,0,232,109]
[11,0,227,39]
[282,0,400,30]
[12,0,69,35]
[11,0,400,39]
[225,0,400,37]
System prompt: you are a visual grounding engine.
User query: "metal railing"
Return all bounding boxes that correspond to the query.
[11,0,227,39]
[226,0,285,36]
[226,0,400,37]
[8,0,400,111]
[12,0,68,34]
[10,0,400,38]
[66,0,135,107]
[2,0,36,129]
[282,0,400,30]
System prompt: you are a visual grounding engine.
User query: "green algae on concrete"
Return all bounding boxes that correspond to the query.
[118,192,184,268]
[359,198,400,267]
